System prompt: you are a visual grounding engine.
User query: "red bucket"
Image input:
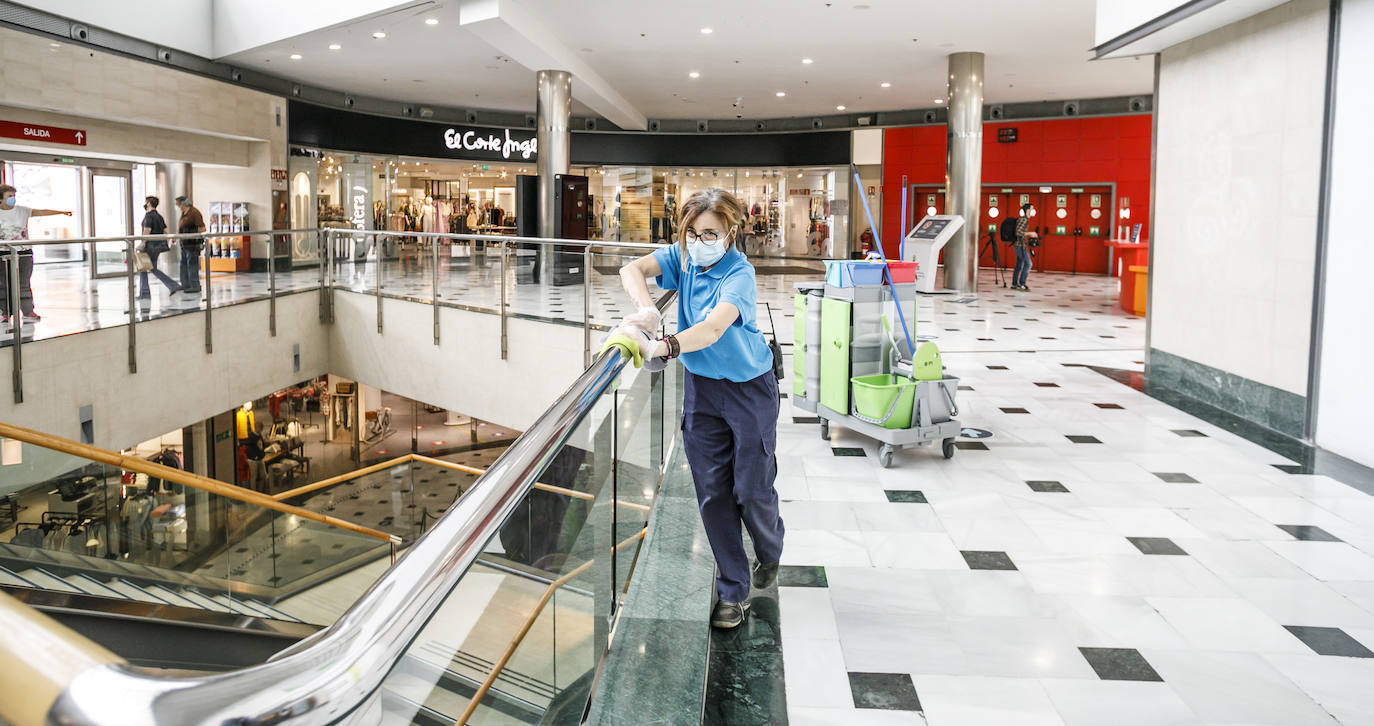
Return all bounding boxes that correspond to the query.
[885,261,918,284]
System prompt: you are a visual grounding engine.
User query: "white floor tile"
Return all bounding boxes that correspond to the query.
[912,675,1066,726]
[1039,679,1201,726]
[1146,597,1309,654]
[1143,650,1337,726]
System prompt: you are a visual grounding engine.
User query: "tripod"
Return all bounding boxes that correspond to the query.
[980,230,1009,288]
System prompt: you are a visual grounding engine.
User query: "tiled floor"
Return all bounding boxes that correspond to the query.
[758,270,1374,725]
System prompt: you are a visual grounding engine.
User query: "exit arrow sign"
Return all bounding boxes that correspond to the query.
[0,120,87,146]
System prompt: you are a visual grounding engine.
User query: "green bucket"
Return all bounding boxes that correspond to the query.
[850,374,916,429]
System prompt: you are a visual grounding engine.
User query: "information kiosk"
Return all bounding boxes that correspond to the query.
[901,215,965,293]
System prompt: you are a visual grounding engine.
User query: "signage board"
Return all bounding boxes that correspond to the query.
[1090,194,1102,208]
[270,168,287,191]
[1089,226,1101,236]
[1019,194,1030,205]
[997,128,1017,143]
[1000,188,1013,193]
[987,195,998,207]
[0,120,86,146]
[926,194,936,206]
[1056,194,1068,207]
[1055,225,1067,235]
[442,127,537,161]
[1070,187,1084,193]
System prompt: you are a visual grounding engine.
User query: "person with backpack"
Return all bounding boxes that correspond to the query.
[1010,203,1038,291]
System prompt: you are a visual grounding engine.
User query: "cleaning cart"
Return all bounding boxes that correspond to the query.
[793,260,962,468]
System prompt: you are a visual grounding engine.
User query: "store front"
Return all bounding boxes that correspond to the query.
[288,100,853,261]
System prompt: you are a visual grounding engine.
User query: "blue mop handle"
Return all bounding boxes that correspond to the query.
[850,164,915,356]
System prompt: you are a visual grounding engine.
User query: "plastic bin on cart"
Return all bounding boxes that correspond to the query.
[825,260,886,287]
[851,374,918,429]
[885,261,918,284]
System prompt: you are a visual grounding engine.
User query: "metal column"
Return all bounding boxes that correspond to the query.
[536,70,571,282]
[944,52,984,294]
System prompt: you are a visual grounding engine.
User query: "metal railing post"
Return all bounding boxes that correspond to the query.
[203,240,212,354]
[268,233,277,337]
[127,239,137,373]
[500,240,508,360]
[583,247,592,367]
[318,230,327,323]
[374,232,383,334]
[8,246,22,404]
[432,236,440,345]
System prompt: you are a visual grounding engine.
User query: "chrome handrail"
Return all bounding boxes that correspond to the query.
[38,293,675,726]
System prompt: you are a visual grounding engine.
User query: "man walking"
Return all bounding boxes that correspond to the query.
[174,196,205,296]
[1012,203,1038,291]
[0,183,73,328]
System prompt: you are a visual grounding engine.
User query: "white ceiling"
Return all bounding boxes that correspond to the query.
[220,0,1156,122]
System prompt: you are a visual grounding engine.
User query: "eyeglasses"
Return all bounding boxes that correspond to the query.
[685,230,725,243]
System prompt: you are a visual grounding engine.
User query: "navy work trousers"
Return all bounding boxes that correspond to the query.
[682,369,785,603]
[1013,244,1031,287]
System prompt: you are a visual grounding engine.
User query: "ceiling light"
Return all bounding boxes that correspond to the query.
[934,98,945,104]
[289,54,302,60]
[424,18,439,25]
[328,43,341,50]
[688,71,700,78]
[880,82,891,88]
[802,58,813,64]
[776,91,786,97]
[700,27,713,34]
[372,31,386,39]
[836,105,846,111]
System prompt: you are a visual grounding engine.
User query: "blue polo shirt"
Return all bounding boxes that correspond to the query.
[653,244,773,383]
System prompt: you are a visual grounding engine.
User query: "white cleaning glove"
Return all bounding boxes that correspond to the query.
[623,305,662,333]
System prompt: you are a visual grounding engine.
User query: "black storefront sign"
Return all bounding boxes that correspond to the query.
[288,100,850,167]
[997,127,1018,143]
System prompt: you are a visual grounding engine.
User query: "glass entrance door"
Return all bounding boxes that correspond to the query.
[88,168,133,278]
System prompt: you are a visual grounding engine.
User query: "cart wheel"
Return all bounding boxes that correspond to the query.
[819,419,830,441]
[878,444,893,469]
[942,438,956,459]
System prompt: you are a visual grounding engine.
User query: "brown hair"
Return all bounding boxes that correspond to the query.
[676,187,745,267]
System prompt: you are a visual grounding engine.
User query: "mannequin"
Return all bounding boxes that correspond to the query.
[420,196,435,234]
[235,402,255,441]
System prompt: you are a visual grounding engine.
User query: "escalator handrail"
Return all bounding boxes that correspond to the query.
[23,292,674,726]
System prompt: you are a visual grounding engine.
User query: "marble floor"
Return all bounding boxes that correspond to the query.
[748,270,1374,725]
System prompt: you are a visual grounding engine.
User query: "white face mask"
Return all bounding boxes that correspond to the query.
[688,238,727,268]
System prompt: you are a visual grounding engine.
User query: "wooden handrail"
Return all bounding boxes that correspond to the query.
[0,421,395,543]
[0,590,123,726]
[454,527,648,726]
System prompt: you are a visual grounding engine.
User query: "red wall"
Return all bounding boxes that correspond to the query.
[879,115,1153,260]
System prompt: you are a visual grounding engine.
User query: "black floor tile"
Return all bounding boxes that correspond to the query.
[848,672,922,711]
[704,596,787,725]
[1283,626,1374,658]
[1027,480,1070,493]
[1000,407,1030,414]
[1172,429,1208,437]
[792,416,821,424]
[1128,537,1189,556]
[955,441,988,450]
[832,447,866,457]
[958,385,974,391]
[778,565,829,588]
[961,550,1017,570]
[1153,472,1198,483]
[1066,435,1101,444]
[986,365,1008,370]
[1273,464,1305,474]
[1034,382,1060,388]
[1094,403,1124,409]
[884,490,928,503]
[1078,647,1164,682]
[1277,524,1343,542]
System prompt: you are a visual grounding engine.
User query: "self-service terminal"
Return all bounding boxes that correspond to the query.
[902,214,965,293]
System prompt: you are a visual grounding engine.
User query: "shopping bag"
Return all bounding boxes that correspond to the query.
[133,252,153,273]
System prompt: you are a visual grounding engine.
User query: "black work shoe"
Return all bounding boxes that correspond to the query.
[752,561,780,589]
[711,600,750,629]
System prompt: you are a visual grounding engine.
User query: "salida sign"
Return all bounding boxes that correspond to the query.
[0,120,86,146]
[441,126,537,161]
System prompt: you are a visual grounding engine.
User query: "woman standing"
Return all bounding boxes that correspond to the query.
[616,188,783,629]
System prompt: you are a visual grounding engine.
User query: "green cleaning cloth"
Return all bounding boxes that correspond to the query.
[601,333,644,368]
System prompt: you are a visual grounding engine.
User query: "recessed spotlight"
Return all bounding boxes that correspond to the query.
[802,58,813,64]
[776,91,786,97]
[424,17,439,25]
[836,105,846,111]
[688,71,700,78]
[372,31,386,39]
[934,98,945,104]
[328,43,341,50]
[880,82,891,88]
[700,27,713,34]
[289,54,302,60]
